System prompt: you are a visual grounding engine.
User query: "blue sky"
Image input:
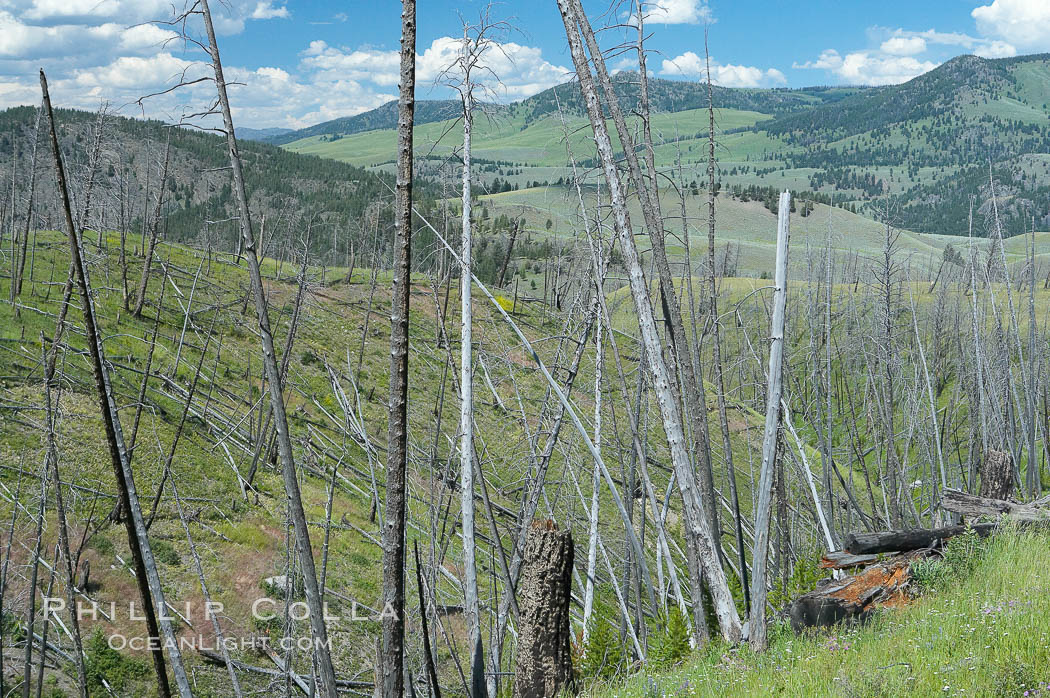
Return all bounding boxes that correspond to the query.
[0,0,1047,128]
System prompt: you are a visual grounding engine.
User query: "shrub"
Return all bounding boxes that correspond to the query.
[911,526,990,594]
[150,538,181,566]
[648,609,692,669]
[85,627,150,693]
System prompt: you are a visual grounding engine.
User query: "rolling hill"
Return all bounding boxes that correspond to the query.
[278,53,1050,238]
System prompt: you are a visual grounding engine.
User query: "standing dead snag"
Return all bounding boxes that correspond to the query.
[39,69,190,698]
[750,192,791,651]
[197,1,338,694]
[979,449,1015,501]
[383,0,416,695]
[514,520,575,698]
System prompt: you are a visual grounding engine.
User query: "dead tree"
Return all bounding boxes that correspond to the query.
[39,68,190,698]
[196,2,339,694]
[439,14,507,694]
[133,132,172,318]
[40,337,89,697]
[749,192,791,651]
[556,0,741,642]
[11,103,41,301]
[979,449,1015,501]
[572,0,723,573]
[381,0,415,695]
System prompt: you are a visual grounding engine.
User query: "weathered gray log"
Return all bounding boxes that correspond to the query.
[980,449,1015,501]
[844,523,996,555]
[820,551,881,570]
[942,488,1050,523]
[514,520,575,698]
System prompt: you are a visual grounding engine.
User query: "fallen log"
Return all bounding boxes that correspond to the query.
[197,649,373,691]
[788,550,926,632]
[942,488,1050,523]
[843,523,996,555]
[820,551,881,570]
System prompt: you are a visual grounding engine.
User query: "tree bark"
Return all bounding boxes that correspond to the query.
[513,520,575,698]
[979,449,1015,501]
[843,524,996,555]
[382,1,415,694]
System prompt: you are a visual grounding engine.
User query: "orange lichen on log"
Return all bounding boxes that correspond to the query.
[789,550,929,631]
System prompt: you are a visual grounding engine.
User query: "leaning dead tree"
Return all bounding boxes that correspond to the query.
[196,1,339,694]
[381,0,416,694]
[40,69,192,698]
[556,0,741,642]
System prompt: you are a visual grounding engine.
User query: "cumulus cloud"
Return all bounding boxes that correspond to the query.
[634,0,711,25]
[793,49,845,71]
[250,2,289,20]
[880,36,926,56]
[796,47,938,86]
[973,0,1050,51]
[417,36,571,101]
[660,51,786,87]
[0,1,322,126]
[300,41,400,86]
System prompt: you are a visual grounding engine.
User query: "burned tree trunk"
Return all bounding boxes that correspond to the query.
[514,520,574,698]
[40,69,189,698]
[979,449,1015,501]
[382,0,415,694]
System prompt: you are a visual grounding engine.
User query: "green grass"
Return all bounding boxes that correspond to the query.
[592,525,1050,697]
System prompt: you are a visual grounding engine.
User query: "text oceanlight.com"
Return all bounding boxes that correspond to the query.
[41,597,397,650]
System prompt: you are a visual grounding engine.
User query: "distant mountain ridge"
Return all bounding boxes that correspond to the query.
[265,73,865,145]
[275,53,1050,237]
[265,99,467,145]
[238,126,293,140]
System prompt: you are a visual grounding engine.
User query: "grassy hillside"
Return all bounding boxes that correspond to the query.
[0,106,433,264]
[282,54,1050,238]
[0,228,792,694]
[476,185,1050,279]
[593,525,1050,697]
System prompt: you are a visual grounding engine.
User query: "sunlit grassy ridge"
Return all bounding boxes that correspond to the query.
[591,525,1050,697]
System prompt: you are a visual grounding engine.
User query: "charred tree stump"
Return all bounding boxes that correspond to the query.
[514,520,575,698]
[980,450,1015,501]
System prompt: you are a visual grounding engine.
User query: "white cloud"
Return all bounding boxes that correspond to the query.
[660,51,786,87]
[973,0,1050,51]
[21,0,172,24]
[793,49,844,70]
[72,52,200,90]
[250,2,289,20]
[796,47,938,85]
[300,41,401,86]
[880,36,926,56]
[635,0,711,25]
[974,40,1018,58]
[881,28,1017,58]
[417,36,571,101]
